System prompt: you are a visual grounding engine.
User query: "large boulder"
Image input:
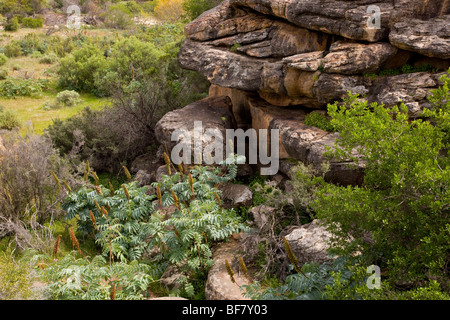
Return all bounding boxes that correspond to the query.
[205,239,252,300]
[284,219,334,266]
[154,96,237,165]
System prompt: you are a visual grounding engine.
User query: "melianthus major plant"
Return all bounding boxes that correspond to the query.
[52,153,248,297]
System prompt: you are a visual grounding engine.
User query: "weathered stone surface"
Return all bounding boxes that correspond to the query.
[133,169,154,187]
[249,205,277,232]
[230,0,449,42]
[178,40,263,91]
[313,73,369,104]
[155,165,169,183]
[249,98,364,185]
[205,239,251,300]
[208,84,254,127]
[218,183,253,209]
[370,72,440,116]
[323,41,398,74]
[130,152,162,174]
[389,15,450,59]
[284,219,334,265]
[282,51,324,72]
[230,0,392,42]
[179,0,448,110]
[154,96,236,164]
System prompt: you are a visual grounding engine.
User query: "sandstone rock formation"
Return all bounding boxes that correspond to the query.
[156,0,449,185]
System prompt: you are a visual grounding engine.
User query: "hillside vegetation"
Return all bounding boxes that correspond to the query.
[0,0,449,301]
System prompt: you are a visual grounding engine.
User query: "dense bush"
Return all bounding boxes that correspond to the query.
[2,41,22,57]
[18,33,45,55]
[0,0,47,15]
[0,69,7,80]
[0,78,49,97]
[304,111,335,132]
[0,53,8,66]
[56,90,81,107]
[311,79,450,290]
[0,131,78,251]
[154,0,184,22]
[39,52,58,64]
[21,16,43,28]
[0,106,21,130]
[57,44,108,96]
[95,36,166,95]
[4,16,19,31]
[101,7,136,30]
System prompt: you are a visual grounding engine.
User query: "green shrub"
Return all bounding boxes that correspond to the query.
[4,16,19,31]
[94,36,165,95]
[311,85,450,290]
[101,8,136,30]
[304,111,335,132]
[182,0,221,20]
[18,33,45,55]
[0,106,21,130]
[0,78,49,97]
[0,53,8,66]
[57,44,108,95]
[39,52,58,64]
[26,250,156,300]
[0,69,8,80]
[3,41,22,57]
[56,90,81,107]
[0,251,37,300]
[21,16,43,28]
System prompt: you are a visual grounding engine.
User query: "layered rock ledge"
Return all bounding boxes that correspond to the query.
[157,0,449,186]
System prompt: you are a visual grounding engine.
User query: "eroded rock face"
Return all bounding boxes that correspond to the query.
[154,96,236,164]
[179,0,448,110]
[370,71,443,116]
[248,97,364,185]
[389,15,450,59]
[323,41,398,74]
[171,0,448,185]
